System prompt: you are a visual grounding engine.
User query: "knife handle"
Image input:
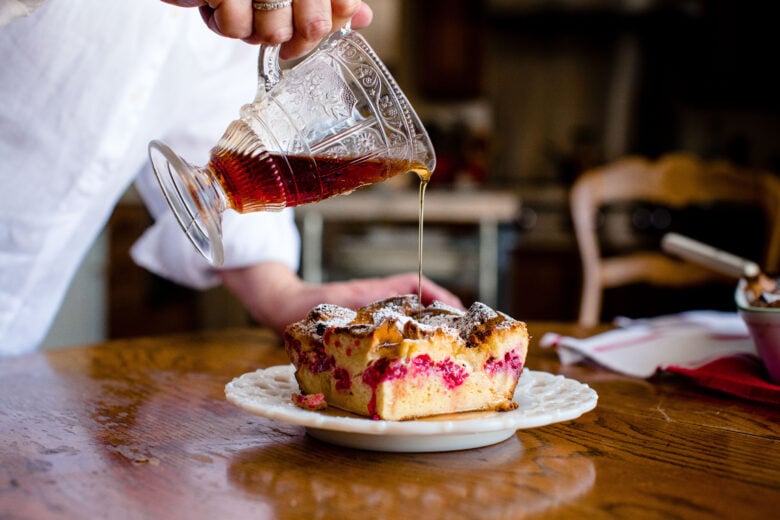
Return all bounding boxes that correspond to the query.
[661,232,760,279]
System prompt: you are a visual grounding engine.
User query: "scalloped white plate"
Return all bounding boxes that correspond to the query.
[225,365,598,452]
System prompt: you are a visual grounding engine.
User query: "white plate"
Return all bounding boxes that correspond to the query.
[225,365,598,452]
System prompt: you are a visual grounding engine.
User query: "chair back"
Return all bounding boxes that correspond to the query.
[570,152,780,326]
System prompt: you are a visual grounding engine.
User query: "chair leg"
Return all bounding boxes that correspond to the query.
[578,276,601,327]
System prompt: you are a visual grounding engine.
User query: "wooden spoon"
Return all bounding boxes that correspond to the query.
[661,232,777,301]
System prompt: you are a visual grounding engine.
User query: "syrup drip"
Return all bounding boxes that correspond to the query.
[412,167,432,316]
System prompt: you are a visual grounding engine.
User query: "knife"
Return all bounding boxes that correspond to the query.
[661,232,776,300]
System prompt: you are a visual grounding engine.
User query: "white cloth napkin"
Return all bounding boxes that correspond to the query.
[539,311,757,378]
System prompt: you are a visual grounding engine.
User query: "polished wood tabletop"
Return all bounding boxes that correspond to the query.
[1,322,778,519]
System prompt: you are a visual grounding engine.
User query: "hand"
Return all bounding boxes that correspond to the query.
[219,262,466,335]
[163,1,373,59]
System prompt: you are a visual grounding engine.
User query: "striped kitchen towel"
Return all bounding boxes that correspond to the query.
[540,311,780,404]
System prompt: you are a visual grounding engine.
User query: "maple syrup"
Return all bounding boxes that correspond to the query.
[208,143,433,305]
[208,147,426,213]
[414,169,431,309]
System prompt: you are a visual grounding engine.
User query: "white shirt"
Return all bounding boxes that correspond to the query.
[0,0,300,356]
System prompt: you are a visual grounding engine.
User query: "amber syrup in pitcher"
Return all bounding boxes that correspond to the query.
[208,147,425,213]
[208,139,432,309]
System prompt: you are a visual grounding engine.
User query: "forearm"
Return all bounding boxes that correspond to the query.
[218,262,312,334]
[218,262,465,336]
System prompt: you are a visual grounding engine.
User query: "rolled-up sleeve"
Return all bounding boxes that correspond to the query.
[130,158,300,290]
[126,20,301,291]
[131,206,300,290]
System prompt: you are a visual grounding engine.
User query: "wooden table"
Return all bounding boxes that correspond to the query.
[1,323,778,519]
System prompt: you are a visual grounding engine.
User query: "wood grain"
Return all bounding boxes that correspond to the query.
[1,324,778,519]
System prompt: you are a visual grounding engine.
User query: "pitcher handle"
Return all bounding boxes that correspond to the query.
[257,44,282,97]
[256,20,353,97]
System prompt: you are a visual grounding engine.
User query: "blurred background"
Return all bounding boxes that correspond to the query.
[44,0,780,348]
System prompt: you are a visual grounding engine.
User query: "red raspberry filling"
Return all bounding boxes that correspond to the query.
[292,392,327,411]
[362,357,408,419]
[360,354,469,419]
[484,347,525,376]
[334,367,351,392]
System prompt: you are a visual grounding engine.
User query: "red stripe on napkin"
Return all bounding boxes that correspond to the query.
[666,354,780,405]
[592,332,662,353]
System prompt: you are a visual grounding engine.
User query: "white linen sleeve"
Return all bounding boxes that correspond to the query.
[126,16,302,291]
[130,164,301,290]
[130,208,301,290]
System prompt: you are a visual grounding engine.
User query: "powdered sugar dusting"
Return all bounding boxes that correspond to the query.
[456,302,506,336]
[367,295,465,337]
[288,295,520,342]
[370,300,415,326]
[296,304,357,338]
[428,301,465,314]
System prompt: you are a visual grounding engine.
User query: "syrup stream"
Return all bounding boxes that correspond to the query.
[413,167,432,316]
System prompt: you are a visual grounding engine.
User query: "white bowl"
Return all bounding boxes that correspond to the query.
[736,279,780,383]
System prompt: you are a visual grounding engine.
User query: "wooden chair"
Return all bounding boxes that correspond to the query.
[570,151,780,326]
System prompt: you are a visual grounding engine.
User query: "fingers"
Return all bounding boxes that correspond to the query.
[278,0,333,59]
[370,273,465,311]
[198,0,254,40]
[195,1,372,59]
[279,0,374,59]
[198,0,373,59]
[349,1,373,29]
[197,0,297,44]
[417,277,466,310]
[329,0,366,31]
[277,0,368,59]
[244,0,293,45]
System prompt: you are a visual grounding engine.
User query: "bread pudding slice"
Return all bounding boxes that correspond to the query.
[283,295,529,421]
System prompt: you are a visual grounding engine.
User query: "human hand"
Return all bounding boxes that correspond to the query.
[163,0,373,59]
[219,262,466,335]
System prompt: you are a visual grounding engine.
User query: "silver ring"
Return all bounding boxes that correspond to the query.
[252,0,293,10]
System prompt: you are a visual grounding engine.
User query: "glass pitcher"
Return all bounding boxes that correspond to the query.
[148,27,436,266]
